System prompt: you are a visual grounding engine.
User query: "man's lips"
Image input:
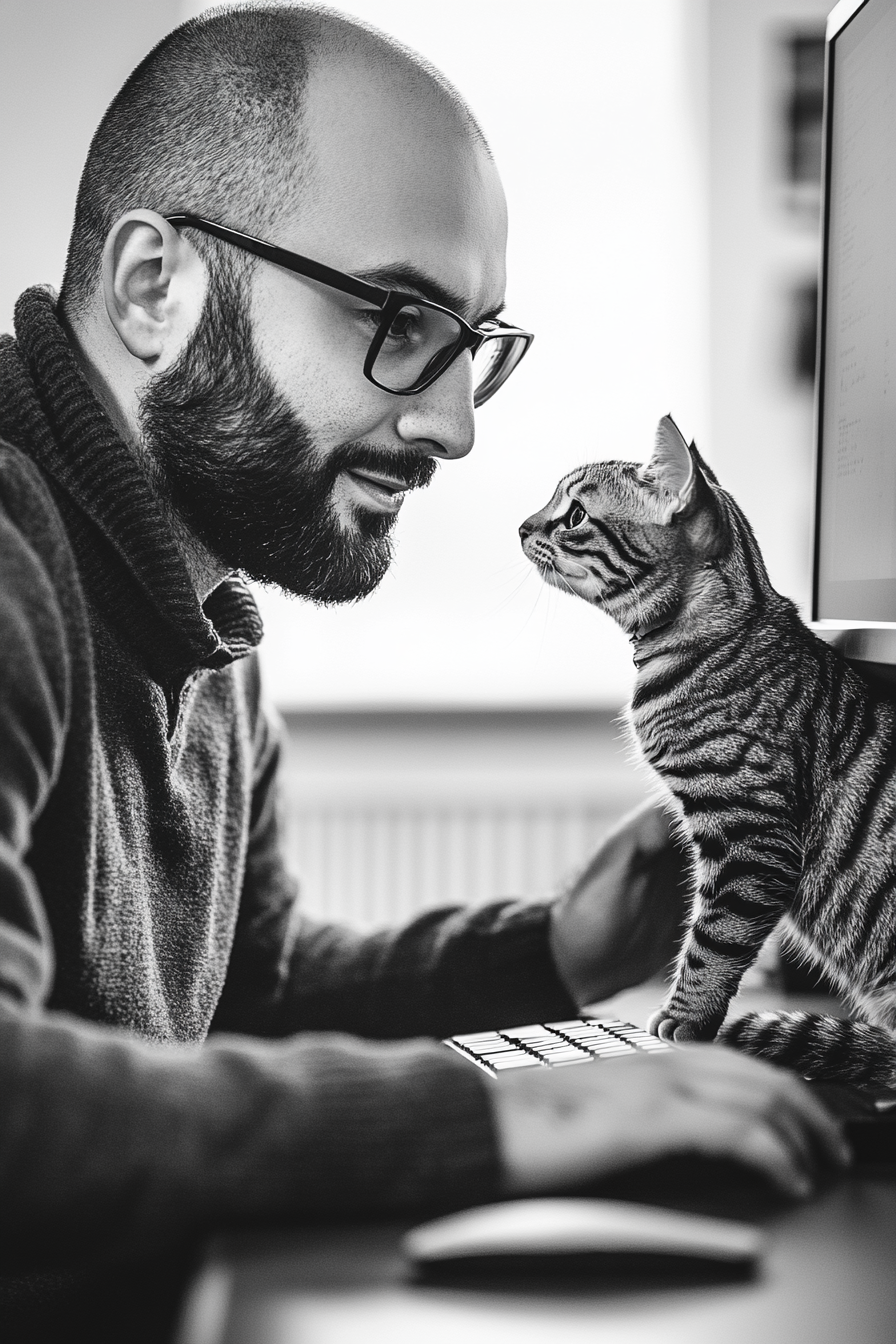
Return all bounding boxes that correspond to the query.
[343,467,413,513]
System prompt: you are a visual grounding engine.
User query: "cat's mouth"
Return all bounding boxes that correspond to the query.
[522,536,594,596]
[537,556,595,599]
[553,559,589,580]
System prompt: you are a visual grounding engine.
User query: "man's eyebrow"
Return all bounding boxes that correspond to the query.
[352,262,506,325]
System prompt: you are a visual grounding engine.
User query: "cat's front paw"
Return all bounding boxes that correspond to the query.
[647,1008,717,1043]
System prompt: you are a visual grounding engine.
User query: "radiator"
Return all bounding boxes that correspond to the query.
[283,798,626,929]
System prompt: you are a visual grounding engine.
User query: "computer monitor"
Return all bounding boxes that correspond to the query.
[812,0,896,668]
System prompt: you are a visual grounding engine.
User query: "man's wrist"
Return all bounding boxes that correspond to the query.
[548,802,690,1006]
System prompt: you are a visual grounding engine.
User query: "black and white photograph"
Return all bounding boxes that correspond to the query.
[1,1,895,1341]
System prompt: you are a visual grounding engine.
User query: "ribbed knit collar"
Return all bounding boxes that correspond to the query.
[0,286,263,685]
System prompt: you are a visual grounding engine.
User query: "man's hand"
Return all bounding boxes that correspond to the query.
[550,800,690,1006]
[490,1046,851,1200]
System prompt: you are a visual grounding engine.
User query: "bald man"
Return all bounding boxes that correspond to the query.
[0,5,846,1336]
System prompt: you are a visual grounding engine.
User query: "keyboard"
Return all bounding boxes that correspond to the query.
[443,1017,672,1077]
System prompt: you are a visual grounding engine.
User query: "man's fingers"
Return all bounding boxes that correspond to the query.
[705,1111,815,1198]
[757,1071,850,1171]
[674,1045,850,1171]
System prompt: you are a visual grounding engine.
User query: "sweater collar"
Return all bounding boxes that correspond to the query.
[0,286,263,683]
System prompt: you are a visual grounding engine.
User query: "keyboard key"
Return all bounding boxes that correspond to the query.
[544,1020,596,1031]
[469,1045,532,1057]
[540,1048,592,1061]
[490,1056,544,1070]
[565,1031,619,1043]
[479,1050,535,1060]
[452,1031,505,1044]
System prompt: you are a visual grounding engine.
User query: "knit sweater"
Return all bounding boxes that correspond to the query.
[0,288,576,1276]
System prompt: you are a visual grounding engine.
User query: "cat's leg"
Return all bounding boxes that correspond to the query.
[648,834,795,1042]
[853,985,896,1033]
[719,1012,896,1088]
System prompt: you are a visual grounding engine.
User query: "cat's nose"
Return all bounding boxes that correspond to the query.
[519,516,537,539]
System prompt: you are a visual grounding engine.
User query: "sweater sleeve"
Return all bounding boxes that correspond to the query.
[0,468,500,1271]
[0,1005,500,1271]
[211,702,578,1041]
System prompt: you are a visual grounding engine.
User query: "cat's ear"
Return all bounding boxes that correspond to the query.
[642,415,696,523]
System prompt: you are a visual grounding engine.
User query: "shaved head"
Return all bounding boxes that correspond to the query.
[60,2,490,318]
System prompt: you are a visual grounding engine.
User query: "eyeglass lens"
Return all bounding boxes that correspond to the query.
[370,302,527,403]
[471,333,530,406]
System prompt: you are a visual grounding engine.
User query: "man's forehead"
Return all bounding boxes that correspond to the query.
[280,56,508,319]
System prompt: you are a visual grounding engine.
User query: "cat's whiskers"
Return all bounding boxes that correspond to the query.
[488,562,542,618]
[493,558,538,584]
[511,565,554,640]
[532,575,561,662]
[548,564,578,599]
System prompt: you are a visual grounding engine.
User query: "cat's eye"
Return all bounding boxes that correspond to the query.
[566,503,587,529]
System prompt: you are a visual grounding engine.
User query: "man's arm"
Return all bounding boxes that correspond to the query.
[550,800,692,1006]
[0,1003,500,1271]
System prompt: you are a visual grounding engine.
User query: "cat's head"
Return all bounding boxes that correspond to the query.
[519,415,766,639]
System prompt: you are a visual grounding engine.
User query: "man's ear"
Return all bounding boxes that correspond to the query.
[641,414,695,523]
[102,210,206,365]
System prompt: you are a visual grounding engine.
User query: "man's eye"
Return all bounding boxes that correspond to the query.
[566,503,587,529]
[385,307,424,343]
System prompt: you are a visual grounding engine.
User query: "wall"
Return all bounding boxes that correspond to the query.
[707,0,831,611]
[0,0,182,327]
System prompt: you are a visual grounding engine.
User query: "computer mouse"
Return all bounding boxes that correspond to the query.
[404,1198,763,1279]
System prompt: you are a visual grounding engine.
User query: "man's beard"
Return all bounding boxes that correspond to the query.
[138,256,436,604]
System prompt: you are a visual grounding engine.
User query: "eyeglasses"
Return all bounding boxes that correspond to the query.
[165,213,533,407]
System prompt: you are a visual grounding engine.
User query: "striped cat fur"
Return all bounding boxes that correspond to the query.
[520,414,896,1088]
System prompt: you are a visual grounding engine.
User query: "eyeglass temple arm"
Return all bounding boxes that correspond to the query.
[164,213,390,306]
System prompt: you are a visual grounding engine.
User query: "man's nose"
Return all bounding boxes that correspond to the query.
[394,353,475,460]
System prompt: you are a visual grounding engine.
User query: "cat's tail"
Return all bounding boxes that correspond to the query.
[718,1011,896,1089]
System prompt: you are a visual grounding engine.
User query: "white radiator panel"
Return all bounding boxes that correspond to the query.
[284,799,621,929]
[278,710,649,931]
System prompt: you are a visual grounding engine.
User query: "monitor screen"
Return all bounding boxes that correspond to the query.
[814,0,896,626]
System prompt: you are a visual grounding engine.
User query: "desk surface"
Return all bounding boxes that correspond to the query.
[177,989,896,1344]
[178,1173,896,1344]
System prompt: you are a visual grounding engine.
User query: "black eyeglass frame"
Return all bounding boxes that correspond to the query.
[165,213,533,406]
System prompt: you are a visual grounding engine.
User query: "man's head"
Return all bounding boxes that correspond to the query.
[61,3,510,602]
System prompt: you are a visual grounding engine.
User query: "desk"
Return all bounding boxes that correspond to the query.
[177,1174,896,1344]
[177,988,896,1344]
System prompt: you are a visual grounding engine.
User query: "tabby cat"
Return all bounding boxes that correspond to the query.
[520,414,896,1088]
